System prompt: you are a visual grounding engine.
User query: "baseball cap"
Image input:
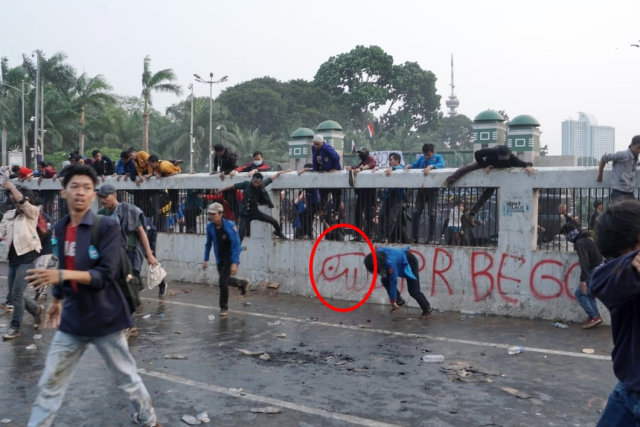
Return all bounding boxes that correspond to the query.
[207,202,224,214]
[356,146,369,155]
[97,184,117,198]
[312,134,324,143]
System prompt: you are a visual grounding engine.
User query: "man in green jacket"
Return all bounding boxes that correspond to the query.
[220,171,288,241]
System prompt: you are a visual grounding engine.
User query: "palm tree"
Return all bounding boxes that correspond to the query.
[141,55,181,152]
[74,73,114,155]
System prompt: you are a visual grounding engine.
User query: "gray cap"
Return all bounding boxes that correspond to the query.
[207,202,224,214]
[97,184,117,198]
[312,134,324,143]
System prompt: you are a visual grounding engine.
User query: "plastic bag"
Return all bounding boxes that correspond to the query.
[147,263,167,290]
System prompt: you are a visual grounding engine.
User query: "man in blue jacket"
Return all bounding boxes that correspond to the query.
[590,199,640,425]
[299,134,343,216]
[405,144,445,244]
[363,246,432,318]
[25,165,160,427]
[203,202,248,317]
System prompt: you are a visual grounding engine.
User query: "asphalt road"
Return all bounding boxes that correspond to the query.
[0,263,615,427]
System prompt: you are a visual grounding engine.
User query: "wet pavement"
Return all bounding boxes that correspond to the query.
[0,262,615,427]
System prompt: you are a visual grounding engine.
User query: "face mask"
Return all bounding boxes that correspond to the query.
[253,160,263,166]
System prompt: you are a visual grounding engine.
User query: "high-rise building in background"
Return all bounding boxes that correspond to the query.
[562,112,614,165]
[445,54,459,116]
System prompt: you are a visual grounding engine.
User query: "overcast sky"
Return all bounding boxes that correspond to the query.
[2,0,639,155]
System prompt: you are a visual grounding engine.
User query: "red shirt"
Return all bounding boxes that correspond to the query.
[64,224,78,292]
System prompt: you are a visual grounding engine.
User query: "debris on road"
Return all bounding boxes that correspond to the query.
[207,314,215,321]
[267,320,281,326]
[196,412,210,423]
[552,322,568,329]
[582,348,595,354]
[267,282,280,289]
[164,354,188,360]
[33,334,42,340]
[440,361,502,383]
[250,406,282,414]
[1,418,12,423]
[501,386,532,399]
[25,344,36,350]
[421,354,444,363]
[507,346,524,355]
[277,333,287,339]
[259,353,271,361]
[142,314,151,319]
[181,414,201,425]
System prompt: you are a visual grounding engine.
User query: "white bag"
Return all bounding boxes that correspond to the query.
[147,263,167,290]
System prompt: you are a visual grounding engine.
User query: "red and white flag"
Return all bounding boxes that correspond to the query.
[351,139,356,153]
[367,122,375,138]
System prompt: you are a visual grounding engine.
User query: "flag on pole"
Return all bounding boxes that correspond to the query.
[351,139,356,153]
[367,122,375,138]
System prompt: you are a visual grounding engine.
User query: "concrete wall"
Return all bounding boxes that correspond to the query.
[15,166,615,323]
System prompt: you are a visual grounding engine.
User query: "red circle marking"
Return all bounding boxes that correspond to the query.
[308,224,377,312]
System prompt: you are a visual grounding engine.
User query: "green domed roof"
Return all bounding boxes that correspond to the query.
[316,120,343,131]
[474,110,505,123]
[291,127,314,140]
[509,114,540,127]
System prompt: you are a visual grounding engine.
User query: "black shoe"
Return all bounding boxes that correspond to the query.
[397,296,406,307]
[158,281,167,297]
[240,280,249,296]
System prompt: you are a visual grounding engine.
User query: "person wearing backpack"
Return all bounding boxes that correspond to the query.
[24,165,161,426]
[95,184,158,280]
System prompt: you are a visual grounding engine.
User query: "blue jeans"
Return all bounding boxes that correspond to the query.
[575,285,600,319]
[8,262,38,330]
[28,330,157,427]
[597,382,640,426]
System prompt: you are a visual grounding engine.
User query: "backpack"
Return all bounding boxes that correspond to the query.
[90,214,141,313]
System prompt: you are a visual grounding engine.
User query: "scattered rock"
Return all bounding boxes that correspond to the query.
[259,353,271,361]
[267,282,280,289]
[500,386,532,399]
[196,412,210,423]
[441,361,501,383]
[164,354,188,360]
[181,414,201,425]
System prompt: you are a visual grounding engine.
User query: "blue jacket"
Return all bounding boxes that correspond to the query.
[410,153,445,169]
[590,250,640,392]
[116,158,136,180]
[377,246,416,301]
[312,143,341,171]
[204,218,242,265]
[51,210,133,336]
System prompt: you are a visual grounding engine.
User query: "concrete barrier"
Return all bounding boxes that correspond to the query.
[12,166,614,323]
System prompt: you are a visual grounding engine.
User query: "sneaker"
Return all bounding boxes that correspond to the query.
[420,308,434,320]
[582,317,602,329]
[240,280,249,296]
[4,304,13,313]
[396,296,406,307]
[2,328,20,340]
[220,309,229,317]
[158,281,167,297]
[34,305,44,330]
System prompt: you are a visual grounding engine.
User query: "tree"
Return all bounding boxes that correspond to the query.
[429,114,474,149]
[73,73,114,155]
[140,55,181,152]
[314,45,393,133]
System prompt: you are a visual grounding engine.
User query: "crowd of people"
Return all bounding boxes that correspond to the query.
[2,134,640,425]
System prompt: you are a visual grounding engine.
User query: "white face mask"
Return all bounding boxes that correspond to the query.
[253,160,263,166]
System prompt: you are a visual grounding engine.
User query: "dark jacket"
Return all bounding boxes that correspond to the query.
[51,210,133,336]
[214,148,238,174]
[92,155,116,176]
[474,146,532,169]
[204,218,242,265]
[234,178,274,215]
[569,230,602,282]
[590,250,640,392]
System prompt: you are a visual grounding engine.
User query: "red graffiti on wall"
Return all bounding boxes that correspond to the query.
[315,248,582,305]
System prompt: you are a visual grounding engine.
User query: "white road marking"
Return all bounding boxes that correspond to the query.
[143,298,611,361]
[138,368,401,427]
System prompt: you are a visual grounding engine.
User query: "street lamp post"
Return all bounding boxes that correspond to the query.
[0,80,26,166]
[189,83,194,173]
[193,72,228,173]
